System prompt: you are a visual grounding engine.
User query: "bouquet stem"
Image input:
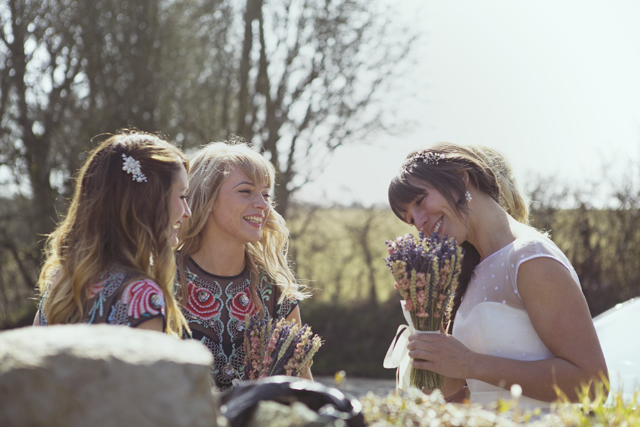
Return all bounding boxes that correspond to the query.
[411,366,444,392]
[410,314,445,392]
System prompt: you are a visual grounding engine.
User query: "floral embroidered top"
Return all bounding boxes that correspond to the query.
[179,256,298,391]
[38,267,166,328]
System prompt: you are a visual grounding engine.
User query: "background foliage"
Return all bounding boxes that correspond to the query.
[1,0,639,379]
[290,180,640,377]
[0,0,414,329]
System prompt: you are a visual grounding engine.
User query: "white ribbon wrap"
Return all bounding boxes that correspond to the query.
[383,301,440,392]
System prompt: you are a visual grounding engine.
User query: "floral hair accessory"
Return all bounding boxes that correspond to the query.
[122,153,147,182]
[401,150,446,173]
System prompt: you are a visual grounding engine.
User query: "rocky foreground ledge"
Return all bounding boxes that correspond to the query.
[0,325,220,427]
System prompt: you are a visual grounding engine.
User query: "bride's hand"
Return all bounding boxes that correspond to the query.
[407,332,476,380]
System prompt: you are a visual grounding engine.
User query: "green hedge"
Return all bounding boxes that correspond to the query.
[300,297,406,379]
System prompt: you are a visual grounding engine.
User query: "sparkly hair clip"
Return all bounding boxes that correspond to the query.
[122,153,147,182]
[401,150,446,173]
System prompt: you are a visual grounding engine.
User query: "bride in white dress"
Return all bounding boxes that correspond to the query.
[387,143,608,408]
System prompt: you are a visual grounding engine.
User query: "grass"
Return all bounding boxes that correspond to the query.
[360,386,639,426]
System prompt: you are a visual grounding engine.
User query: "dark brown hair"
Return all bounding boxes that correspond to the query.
[388,142,528,326]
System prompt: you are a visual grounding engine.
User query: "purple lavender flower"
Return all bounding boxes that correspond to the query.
[384,231,464,391]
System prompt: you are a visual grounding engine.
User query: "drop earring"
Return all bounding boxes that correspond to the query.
[465,191,472,202]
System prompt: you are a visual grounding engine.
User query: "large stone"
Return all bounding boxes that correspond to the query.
[0,324,219,427]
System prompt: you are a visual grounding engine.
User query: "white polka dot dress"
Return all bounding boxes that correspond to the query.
[451,230,582,409]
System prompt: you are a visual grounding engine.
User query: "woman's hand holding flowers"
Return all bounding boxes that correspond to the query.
[407,332,476,380]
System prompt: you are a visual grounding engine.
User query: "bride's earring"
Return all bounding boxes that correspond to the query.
[465,191,472,202]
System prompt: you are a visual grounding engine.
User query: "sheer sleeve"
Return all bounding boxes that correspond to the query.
[278,292,299,319]
[257,272,299,320]
[509,236,581,297]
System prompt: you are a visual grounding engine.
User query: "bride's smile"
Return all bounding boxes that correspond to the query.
[404,187,466,242]
[432,216,443,234]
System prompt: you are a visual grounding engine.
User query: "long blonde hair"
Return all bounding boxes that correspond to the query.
[467,145,529,224]
[38,131,190,336]
[177,141,306,312]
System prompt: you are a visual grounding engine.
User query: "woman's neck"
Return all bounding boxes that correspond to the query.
[190,223,247,277]
[191,244,246,277]
[466,196,521,261]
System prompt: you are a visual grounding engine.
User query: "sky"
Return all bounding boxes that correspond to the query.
[297,0,640,208]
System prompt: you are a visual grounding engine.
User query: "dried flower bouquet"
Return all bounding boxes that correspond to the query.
[384,232,464,391]
[244,317,322,380]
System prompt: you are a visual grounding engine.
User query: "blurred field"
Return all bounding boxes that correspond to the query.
[288,202,640,378]
[288,206,414,304]
[289,202,640,313]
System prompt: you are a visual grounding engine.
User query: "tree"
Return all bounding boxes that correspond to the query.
[0,0,418,327]
[0,0,92,320]
[159,0,417,216]
[526,172,640,316]
[0,0,167,240]
[233,0,416,217]
[0,0,171,327]
[153,0,235,145]
[0,0,85,240]
[345,206,379,304]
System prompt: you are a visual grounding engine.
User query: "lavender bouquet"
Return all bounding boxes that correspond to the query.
[244,317,322,380]
[384,232,464,391]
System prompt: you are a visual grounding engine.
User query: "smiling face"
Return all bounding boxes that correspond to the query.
[404,180,467,242]
[169,165,191,247]
[207,168,271,247]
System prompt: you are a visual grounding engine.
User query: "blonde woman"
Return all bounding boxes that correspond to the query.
[34,131,191,336]
[388,142,607,408]
[176,141,308,391]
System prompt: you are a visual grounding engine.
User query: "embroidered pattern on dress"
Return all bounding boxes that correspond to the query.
[278,296,297,319]
[86,271,127,324]
[179,261,298,391]
[39,268,165,327]
[108,300,130,325]
[102,270,128,298]
[87,269,131,324]
[88,269,129,323]
[257,271,296,319]
[122,280,165,319]
[201,335,246,389]
[229,289,258,321]
[186,280,222,320]
[87,279,107,300]
[182,267,224,332]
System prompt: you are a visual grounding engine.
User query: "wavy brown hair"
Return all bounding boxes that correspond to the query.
[388,142,529,328]
[177,141,307,314]
[38,131,190,336]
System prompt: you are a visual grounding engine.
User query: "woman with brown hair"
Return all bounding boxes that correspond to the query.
[35,131,191,335]
[388,142,607,408]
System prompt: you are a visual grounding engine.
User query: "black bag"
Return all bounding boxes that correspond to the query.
[218,376,365,427]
